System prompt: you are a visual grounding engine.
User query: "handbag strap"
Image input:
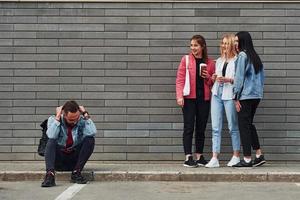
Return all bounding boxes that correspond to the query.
[185,55,189,70]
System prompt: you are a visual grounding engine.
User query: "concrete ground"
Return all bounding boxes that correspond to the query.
[1,161,300,182]
[1,181,300,200]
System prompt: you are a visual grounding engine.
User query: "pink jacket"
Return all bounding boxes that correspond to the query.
[176,53,215,100]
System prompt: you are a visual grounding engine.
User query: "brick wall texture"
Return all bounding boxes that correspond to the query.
[0,1,300,161]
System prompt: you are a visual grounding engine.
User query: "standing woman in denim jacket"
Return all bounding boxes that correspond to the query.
[205,34,241,168]
[232,31,266,167]
[176,35,215,167]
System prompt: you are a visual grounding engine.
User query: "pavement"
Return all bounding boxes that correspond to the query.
[1,161,300,182]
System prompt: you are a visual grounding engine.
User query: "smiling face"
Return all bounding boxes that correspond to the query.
[64,111,80,126]
[190,39,203,58]
[221,37,230,55]
[220,34,236,59]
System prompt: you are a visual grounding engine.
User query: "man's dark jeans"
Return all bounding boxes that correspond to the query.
[45,136,95,172]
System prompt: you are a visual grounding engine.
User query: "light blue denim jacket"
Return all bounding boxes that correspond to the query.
[233,51,264,100]
[46,115,97,147]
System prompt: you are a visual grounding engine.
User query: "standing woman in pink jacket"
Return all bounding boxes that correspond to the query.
[176,35,215,167]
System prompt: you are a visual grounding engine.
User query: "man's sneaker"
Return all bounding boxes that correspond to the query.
[205,157,220,168]
[253,155,266,167]
[232,159,253,168]
[183,156,198,168]
[71,171,88,184]
[196,155,208,166]
[227,156,240,167]
[41,171,56,187]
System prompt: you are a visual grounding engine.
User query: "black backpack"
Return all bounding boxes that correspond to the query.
[37,119,48,157]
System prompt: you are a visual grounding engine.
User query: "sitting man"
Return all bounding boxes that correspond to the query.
[41,100,96,187]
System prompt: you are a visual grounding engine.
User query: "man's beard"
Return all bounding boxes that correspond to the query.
[65,121,76,127]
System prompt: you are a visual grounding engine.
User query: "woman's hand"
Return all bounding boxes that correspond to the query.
[177,98,184,107]
[216,76,232,84]
[200,69,208,79]
[235,100,241,112]
[216,76,225,84]
[212,73,217,82]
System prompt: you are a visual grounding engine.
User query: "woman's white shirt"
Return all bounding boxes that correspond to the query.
[211,56,237,100]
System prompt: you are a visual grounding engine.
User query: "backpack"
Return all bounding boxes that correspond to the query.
[37,119,48,157]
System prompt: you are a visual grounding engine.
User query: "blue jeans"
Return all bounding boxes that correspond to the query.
[211,86,240,153]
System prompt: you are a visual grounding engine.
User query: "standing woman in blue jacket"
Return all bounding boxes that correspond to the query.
[232,31,266,167]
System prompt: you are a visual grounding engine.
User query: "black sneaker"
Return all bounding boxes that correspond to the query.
[253,155,266,167]
[232,159,253,168]
[196,155,208,166]
[41,171,56,187]
[183,156,198,168]
[71,171,88,184]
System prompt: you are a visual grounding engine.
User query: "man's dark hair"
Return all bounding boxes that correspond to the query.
[62,100,79,114]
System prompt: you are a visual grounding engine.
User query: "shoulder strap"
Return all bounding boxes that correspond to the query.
[185,55,189,69]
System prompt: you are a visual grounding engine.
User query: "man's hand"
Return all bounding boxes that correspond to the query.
[79,105,90,119]
[55,106,63,121]
[79,106,86,113]
[177,98,184,107]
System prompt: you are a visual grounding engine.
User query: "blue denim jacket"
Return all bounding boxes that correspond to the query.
[233,51,264,100]
[46,115,97,147]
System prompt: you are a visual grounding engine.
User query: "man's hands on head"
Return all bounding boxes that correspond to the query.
[79,106,86,113]
[79,105,90,119]
[56,105,89,122]
[55,106,63,121]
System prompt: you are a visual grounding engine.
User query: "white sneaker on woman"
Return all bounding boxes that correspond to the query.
[227,156,240,167]
[205,157,220,168]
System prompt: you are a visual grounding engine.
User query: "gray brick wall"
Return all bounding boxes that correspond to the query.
[0,1,300,162]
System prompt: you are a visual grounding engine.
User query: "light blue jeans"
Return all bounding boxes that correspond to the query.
[211,85,240,153]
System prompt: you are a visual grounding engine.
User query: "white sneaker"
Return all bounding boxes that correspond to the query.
[227,156,240,167]
[205,158,220,168]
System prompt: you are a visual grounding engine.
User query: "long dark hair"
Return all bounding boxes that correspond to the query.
[236,31,262,74]
[191,35,208,63]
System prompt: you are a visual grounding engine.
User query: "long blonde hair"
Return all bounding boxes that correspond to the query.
[220,34,236,59]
